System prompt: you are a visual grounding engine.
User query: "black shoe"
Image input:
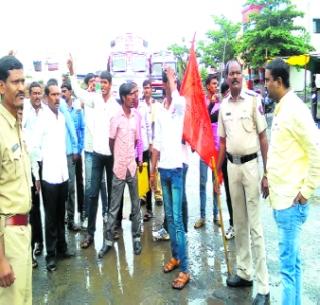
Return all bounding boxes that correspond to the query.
[133,241,142,255]
[46,258,57,272]
[252,293,270,305]
[58,249,75,259]
[98,243,112,258]
[155,200,163,206]
[113,230,120,240]
[34,242,43,256]
[226,274,253,287]
[68,223,81,232]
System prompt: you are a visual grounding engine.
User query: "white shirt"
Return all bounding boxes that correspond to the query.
[71,76,120,155]
[22,99,46,161]
[137,101,152,151]
[32,106,69,183]
[153,90,186,169]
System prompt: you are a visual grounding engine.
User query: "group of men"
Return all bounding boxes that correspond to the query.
[0,53,320,305]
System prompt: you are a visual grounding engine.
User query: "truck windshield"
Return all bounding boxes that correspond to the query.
[132,54,147,72]
[112,54,127,72]
[151,62,176,77]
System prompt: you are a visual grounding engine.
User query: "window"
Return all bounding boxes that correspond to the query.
[112,54,127,72]
[313,19,320,33]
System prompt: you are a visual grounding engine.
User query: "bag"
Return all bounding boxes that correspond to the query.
[137,162,150,198]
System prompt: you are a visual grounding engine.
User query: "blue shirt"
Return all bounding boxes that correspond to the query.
[59,99,78,155]
[67,100,85,154]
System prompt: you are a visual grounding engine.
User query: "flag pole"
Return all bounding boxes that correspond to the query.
[211,157,231,275]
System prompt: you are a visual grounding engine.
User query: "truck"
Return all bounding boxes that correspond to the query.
[149,51,177,99]
[107,33,150,98]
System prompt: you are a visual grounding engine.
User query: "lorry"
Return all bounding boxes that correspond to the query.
[107,33,150,98]
[149,51,177,99]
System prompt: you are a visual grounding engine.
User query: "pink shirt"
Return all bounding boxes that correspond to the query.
[110,107,141,179]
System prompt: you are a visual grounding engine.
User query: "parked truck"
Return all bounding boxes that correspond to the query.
[107,33,150,98]
[149,51,177,99]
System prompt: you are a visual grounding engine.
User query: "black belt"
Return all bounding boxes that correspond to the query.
[226,152,257,165]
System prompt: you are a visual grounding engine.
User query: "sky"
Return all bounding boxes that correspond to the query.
[1,0,244,74]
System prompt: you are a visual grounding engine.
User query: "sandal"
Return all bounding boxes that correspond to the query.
[143,211,153,222]
[163,257,180,273]
[172,272,190,290]
[80,235,94,249]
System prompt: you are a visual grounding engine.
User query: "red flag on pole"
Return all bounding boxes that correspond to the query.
[180,36,219,172]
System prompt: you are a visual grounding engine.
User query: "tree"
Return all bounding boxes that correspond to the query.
[198,16,241,69]
[168,40,189,79]
[239,0,314,68]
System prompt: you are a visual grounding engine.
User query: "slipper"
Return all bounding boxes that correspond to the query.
[172,272,190,290]
[143,212,153,222]
[80,235,94,249]
[163,257,180,273]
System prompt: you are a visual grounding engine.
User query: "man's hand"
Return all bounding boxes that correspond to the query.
[35,180,41,194]
[67,54,74,76]
[138,162,143,173]
[72,154,80,164]
[0,257,15,288]
[293,192,307,204]
[261,176,269,199]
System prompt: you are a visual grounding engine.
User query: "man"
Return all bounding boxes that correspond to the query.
[150,67,190,289]
[98,82,142,258]
[215,59,270,305]
[22,82,45,267]
[33,83,74,272]
[0,55,32,304]
[194,74,220,229]
[61,82,85,231]
[67,57,120,248]
[81,73,108,229]
[141,79,163,206]
[264,58,320,305]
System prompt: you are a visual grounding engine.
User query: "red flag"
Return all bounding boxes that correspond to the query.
[180,38,218,172]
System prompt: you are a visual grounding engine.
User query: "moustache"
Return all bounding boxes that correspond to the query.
[16,91,25,98]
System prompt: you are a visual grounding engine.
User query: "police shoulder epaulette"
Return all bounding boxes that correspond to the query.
[245,90,258,97]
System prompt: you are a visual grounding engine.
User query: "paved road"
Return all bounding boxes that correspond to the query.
[32,151,320,305]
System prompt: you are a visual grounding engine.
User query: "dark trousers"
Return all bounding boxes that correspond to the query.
[42,180,68,259]
[222,158,233,226]
[30,162,43,250]
[75,156,84,217]
[88,152,114,236]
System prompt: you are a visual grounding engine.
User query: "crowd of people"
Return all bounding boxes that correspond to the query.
[1,54,320,305]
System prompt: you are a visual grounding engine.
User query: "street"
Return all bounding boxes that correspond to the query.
[32,151,320,305]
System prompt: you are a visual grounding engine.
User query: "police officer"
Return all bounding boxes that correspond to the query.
[0,56,32,304]
[215,60,270,305]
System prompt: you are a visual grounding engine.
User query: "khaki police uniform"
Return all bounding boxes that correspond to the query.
[0,104,32,305]
[218,90,269,295]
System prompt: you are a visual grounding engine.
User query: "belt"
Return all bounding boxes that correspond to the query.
[226,152,257,165]
[5,214,29,226]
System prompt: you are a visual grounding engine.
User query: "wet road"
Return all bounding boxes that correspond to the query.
[33,151,320,305]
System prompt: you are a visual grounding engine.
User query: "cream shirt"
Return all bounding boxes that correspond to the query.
[267,90,320,209]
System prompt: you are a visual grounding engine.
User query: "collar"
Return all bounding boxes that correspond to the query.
[0,103,17,129]
[274,90,292,116]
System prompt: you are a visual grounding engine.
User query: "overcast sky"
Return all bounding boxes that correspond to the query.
[1,0,244,73]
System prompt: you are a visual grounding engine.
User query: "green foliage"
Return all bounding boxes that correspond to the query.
[168,40,189,79]
[239,0,314,68]
[198,16,241,68]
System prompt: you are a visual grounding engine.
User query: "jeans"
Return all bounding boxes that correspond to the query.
[84,152,107,219]
[87,152,113,236]
[182,163,188,232]
[159,167,188,272]
[273,202,310,305]
[199,159,218,219]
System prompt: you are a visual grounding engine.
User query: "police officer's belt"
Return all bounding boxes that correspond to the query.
[226,152,257,165]
[5,214,29,226]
